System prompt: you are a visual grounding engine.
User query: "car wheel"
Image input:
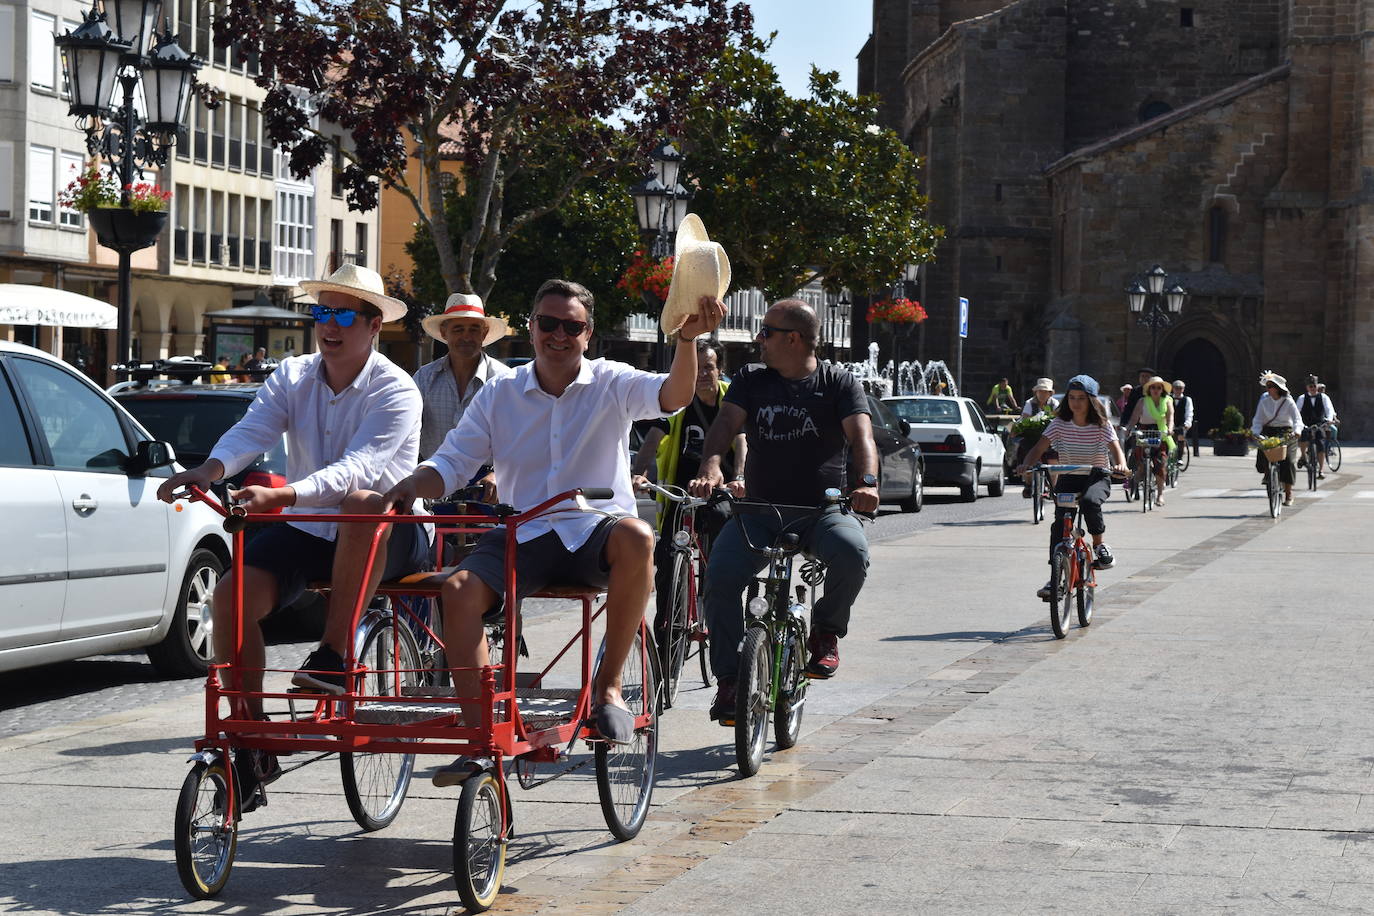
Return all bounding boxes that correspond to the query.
[960,463,980,502]
[147,547,224,678]
[900,464,924,513]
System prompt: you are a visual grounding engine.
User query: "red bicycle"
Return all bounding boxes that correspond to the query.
[1028,464,1099,639]
[170,486,659,912]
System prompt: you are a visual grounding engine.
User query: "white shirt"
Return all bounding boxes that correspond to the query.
[1174,394,1194,428]
[421,358,668,549]
[414,351,513,460]
[209,351,425,541]
[1250,394,1304,437]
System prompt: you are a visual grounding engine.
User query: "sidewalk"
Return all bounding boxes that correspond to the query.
[3,450,1374,913]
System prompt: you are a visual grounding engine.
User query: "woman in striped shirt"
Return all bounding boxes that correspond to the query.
[1018,375,1129,600]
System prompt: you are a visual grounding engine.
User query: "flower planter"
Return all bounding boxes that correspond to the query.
[89,207,168,254]
[1212,435,1250,457]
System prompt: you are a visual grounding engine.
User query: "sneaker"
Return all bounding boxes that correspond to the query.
[233,748,281,813]
[432,756,483,788]
[1318,472,1326,479]
[1283,495,1294,506]
[1093,544,1115,569]
[806,631,840,679]
[291,645,347,694]
[709,677,736,726]
[1036,580,1054,601]
[1155,491,1165,507]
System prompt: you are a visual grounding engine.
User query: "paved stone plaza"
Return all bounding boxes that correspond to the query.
[4,451,1374,913]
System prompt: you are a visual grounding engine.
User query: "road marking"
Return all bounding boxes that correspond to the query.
[1357,491,1374,499]
[1294,490,1331,499]
[1236,489,1269,498]
[1184,488,1230,498]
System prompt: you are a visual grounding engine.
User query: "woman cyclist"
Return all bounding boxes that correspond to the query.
[1251,371,1302,506]
[1018,375,1129,600]
[1124,376,1176,506]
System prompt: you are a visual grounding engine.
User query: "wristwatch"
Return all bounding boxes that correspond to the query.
[859,473,879,488]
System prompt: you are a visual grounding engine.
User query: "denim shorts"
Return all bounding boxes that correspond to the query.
[243,520,432,609]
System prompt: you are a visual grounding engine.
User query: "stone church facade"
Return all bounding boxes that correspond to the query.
[860,0,1373,435]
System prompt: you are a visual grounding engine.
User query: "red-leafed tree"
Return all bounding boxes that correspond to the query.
[218,0,752,300]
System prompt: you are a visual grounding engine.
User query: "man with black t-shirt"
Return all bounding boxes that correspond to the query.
[690,299,880,725]
[631,340,746,631]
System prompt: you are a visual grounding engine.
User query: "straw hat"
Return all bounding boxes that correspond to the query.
[420,293,510,346]
[1141,375,1173,396]
[1258,371,1288,394]
[660,214,731,334]
[298,263,407,323]
[1032,377,1054,393]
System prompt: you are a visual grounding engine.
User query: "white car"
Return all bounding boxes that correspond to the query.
[0,341,232,676]
[882,395,1007,501]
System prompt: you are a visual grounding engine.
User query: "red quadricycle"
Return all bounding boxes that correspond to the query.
[170,486,660,912]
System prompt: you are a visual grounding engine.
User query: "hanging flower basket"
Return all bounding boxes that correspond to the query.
[617,251,675,307]
[89,207,168,253]
[867,298,927,324]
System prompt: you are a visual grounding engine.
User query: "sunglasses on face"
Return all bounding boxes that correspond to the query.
[311,305,360,327]
[532,314,589,336]
[758,324,797,339]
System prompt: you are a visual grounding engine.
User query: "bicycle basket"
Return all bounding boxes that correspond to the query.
[1263,444,1287,462]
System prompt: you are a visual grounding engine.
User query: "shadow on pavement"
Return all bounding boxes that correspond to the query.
[882,631,1013,643]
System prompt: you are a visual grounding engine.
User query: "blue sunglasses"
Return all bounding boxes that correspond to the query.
[311,305,360,327]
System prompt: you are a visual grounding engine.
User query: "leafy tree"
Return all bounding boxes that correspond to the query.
[680,41,943,300]
[407,173,641,331]
[218,0,751,300]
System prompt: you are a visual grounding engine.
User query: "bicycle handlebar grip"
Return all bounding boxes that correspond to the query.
[579,488,615,500]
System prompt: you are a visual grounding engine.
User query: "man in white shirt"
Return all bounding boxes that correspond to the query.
[384,278,723,765]
[414,294,513,485]
[158,263,429,719]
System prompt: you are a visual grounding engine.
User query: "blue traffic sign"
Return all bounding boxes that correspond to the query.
[959,297,969,339]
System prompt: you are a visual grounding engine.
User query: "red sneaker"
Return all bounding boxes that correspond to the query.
[806,631,839,679]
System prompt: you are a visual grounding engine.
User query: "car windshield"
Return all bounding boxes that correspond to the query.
[887,398,961,424]
[119,396,282,469]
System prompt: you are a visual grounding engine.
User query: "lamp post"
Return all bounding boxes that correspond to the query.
[629,140,693,368]
[56,0,201,376]
[1125,264,1186,371]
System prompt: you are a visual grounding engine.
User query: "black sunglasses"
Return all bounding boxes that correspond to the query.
[758,324,797,339]
[532,314,589,336]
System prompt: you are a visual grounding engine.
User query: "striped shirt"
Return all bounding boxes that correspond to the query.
[1043,418,1116,470]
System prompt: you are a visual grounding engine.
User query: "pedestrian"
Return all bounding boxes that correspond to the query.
[1250,370,1303,506]
[414,293,513,499]
[157,263,430,805]
[245,347,268,373]
[690,298,880,724]
[210,354,231,384]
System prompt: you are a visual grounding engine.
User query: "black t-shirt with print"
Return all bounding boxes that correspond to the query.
[725,362,868,505]
[643,396,732,487]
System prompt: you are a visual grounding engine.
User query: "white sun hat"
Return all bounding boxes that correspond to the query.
[298,263,408,323]
[420,293,511,346]
[660,213,731,334]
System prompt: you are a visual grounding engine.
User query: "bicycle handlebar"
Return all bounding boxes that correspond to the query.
[716,487,858,558]
[635,480,713,509]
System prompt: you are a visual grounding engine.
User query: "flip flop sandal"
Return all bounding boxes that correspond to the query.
[590,703,636,745]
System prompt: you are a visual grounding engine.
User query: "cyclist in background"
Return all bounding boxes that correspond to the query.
[1172,379,1194,455]
[1017,375,1129,600]
[1251,371,1303,507]
[988,377,1018,413]
[1125,376,1176,506]
[1297,376,1336,479]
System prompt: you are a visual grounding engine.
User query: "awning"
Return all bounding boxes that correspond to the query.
[204,304,313,322]
[0,285,118,329]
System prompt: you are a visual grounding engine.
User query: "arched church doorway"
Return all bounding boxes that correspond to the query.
[1171,338,1227,435]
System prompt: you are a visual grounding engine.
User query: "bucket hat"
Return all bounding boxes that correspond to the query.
[1032,377,1054,393]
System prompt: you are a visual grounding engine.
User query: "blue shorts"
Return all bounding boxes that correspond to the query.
[243,521,432,610]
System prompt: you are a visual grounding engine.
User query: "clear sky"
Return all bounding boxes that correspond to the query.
[746,0,871,97]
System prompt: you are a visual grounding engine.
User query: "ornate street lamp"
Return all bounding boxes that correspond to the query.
[1123,265,1187,370]
[56,4,202,377]
[628,140,696,367]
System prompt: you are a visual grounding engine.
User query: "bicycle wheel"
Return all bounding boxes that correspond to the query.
[1049,549,1072,640]
[773,624,807,750]
[734,626,771,777]
[660,551,692,710]
[174,760,237,899]
[1122,461,1138,502]
[1328,439,1342,471]
[1075,548,1094,627]
[453,770,507,912]
[1166,453,1179,489]
[1307,443,1318,491]
[1031,470,1044,524]
[697,624,714,688]
[1178,442,1191,472]
[1142,454,1153,513]
[341,618,421,831]
[1267,467,1282,518]
[595,626,658,841]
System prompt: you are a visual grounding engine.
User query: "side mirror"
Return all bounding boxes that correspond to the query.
[899,419,912,437]
[127,439,178,476]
